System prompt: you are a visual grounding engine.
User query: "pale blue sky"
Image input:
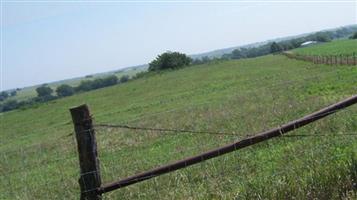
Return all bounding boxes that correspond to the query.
[1,1,356,90]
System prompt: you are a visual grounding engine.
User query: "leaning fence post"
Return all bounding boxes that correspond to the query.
[70,104,102,200]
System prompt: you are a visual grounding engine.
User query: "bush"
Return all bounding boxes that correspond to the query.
[36,85,53,97]
[0,91,9,101]
[149,52,192,71]
[270,42,283,53]
[120,75,130,83]
[10,91,17,97]
[76,75,118,92]
[76,80,94,92]
[102,75,118,86]
[56,84,75,97]
[0,100,19,112]
[133,71,149,79]
[349,32,357,39]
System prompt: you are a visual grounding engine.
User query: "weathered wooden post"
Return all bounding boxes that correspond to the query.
[70,104,102,200]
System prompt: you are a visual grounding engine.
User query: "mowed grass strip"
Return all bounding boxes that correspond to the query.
[1,55,357,199]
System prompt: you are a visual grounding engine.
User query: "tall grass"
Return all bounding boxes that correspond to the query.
[1,55,356,199]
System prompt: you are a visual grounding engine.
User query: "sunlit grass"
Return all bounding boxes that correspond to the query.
[1,54,356,199]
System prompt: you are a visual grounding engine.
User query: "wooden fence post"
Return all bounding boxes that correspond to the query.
[70,104,102,200]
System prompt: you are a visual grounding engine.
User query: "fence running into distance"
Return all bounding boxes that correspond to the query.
[70,94,357,200]
[283,51,357,66]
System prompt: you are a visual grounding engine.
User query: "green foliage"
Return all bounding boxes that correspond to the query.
[36,85,53,97]
[226,45,271,59]
[56,84,75,97]
[119,75,130,83]
[76,75,118,92]
[0,100,19,112]
[149,52,192,71]
[133,71,150,79]
[0,91,9,101]
[192,56,211,65]
[10,90,17,97]
[350,32,357,39]
[270,42,283,53]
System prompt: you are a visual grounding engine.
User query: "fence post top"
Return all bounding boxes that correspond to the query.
[70,104,88,112]
[70,104,91,124]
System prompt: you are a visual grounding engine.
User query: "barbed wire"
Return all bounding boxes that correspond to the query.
[93,104,355,138]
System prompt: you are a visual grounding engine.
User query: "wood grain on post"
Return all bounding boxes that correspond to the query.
[70,104,102,200]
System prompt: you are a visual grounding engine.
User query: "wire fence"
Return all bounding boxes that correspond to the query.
[66,94,357,199]
[283,51,357,66]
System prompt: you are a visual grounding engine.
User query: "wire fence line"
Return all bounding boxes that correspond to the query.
[67,94,357,199]
[95,123,357,138]
[283,51,357,66]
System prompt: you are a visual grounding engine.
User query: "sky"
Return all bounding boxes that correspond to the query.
[1,1,357,90]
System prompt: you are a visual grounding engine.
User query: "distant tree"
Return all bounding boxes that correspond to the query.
[120,75,130,83]
[1,100,19,112]
[76,80,94,92]
[350,32,357,39]
[102,75,118,86]
[313,32,332,42]
[36,85,53,97]
[0,91,9,101]
[75,75,118,92]
[231,49,246,59]
[270,42,283,53]
[149,52,192,71]
[85,75,93,78]
[10,91,17,97]
[201,56,210,63]
[56,84,75,97]
[221,54,232,60]
[133,71,149,79]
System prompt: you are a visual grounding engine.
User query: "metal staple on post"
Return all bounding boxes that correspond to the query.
[70,104,102,200]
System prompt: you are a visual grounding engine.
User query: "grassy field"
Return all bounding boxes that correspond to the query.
[1,50,357,199]
[293,39,357,56]
[6,65,147,102]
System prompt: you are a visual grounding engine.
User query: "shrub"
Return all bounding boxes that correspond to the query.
[133,71,150,79]
[349,32,357,39]
[149,52,192,71]
[36,85,53,97]
[10,91,17,97]
[76,80,94,92]
[76,75,118,92]
[120,75,130,83]
[0,100,19,112]
[56,84,75,97]
[270,42,283,54]
[0,91,9,101]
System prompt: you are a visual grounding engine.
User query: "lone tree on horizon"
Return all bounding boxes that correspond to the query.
[149,51,192,71]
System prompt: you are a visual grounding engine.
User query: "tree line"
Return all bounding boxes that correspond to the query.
[2,27,356,113]
[124,30,357,80]
[0,75,130,113]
